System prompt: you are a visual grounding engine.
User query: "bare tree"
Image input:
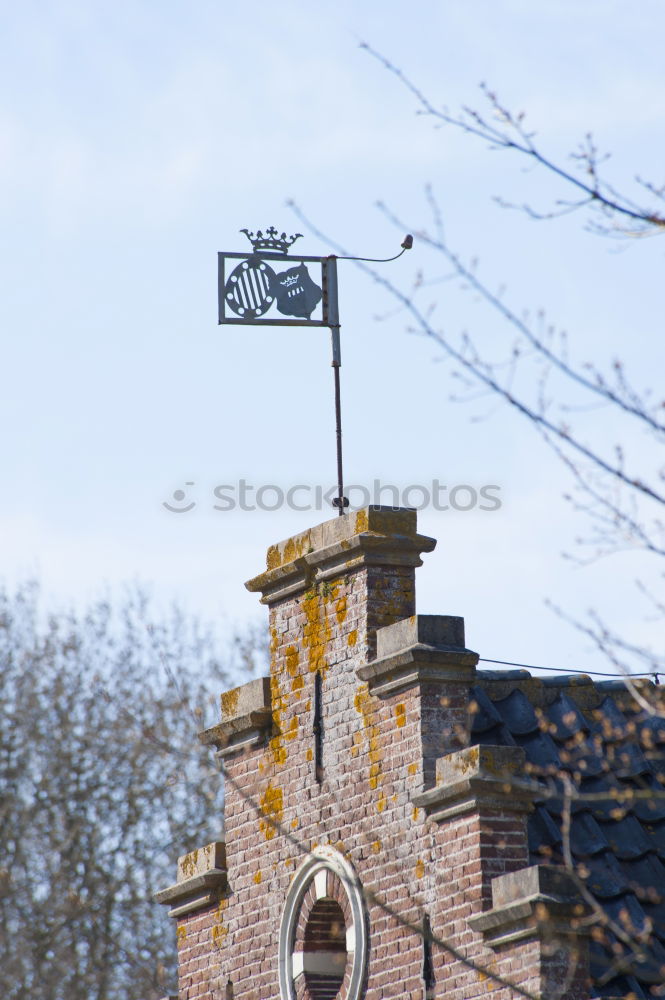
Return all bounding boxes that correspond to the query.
[0,580,266,1000]
[361,45,665,240]
[291,48,665,679]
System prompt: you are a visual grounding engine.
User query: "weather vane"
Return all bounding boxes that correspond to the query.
[218,227,413,514]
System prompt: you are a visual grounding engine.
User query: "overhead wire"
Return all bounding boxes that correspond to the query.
[478,657,660,680]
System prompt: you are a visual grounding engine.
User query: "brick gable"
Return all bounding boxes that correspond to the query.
[156,507,661,1000]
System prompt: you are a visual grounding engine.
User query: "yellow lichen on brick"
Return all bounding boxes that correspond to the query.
[259,782,283,841]
[268,669,289,766]
[212,896,229,946]
[394,703,406,728]
[291,673,304,693]
[268,735,287,766]
[353,685,369,717]
[176,925,187,944]
[377,792,387,813]
[415,858,425,879]
[408,762,418,776]
[212,924,227,945]
[354,684,384,803]
[412,806,419,822]
[371,840,381,854]
[285,645,299,676]
[306,747,313,762]
[347,629,357,647]
[285,716,298,740]
[253,869,262,884]
[335,595,347,625]
[291,818,298,829]
[302,586,332,676]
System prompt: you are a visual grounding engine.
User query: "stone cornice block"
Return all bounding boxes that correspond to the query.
[155,841,227,919]
[412,745,535,821]
[358,615,478,696]
[177,840,226,880]
[377,614,467,657]
[468,865,589,948]
[245,506,436,604]
[199,676,272,756]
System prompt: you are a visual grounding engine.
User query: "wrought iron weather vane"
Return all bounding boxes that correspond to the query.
[218,227,413,515]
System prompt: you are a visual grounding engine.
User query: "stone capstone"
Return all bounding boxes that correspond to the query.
[198,676,272,758]
[245,506,436,604]
[154,841,227,919]
[358,614,478,696]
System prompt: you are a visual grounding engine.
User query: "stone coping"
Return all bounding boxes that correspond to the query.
[245,506,435,604]
[199,710,272,755]
[155,841,227,919]
[199,676,272,756]
[357,648,478,697]
[468,865,588,947]
[358,615,478,696]
[376,615,468,658]
[177,841,226,880]
[412,745,535,821]
[219,676,271,723]
[155,869,227,905]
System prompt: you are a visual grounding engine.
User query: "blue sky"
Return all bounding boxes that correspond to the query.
[2,1,663,675]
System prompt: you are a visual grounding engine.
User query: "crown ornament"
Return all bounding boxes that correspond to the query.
[240,226,303,255]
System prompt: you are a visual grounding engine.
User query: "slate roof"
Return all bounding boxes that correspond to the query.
[471,670,665,1000]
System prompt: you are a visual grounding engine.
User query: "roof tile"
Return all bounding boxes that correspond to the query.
[514,729,561,774]
[599,815,653,861]
[474,672,665,996]
[469,686,502,734]
[547,691,590,741]
[493,688,540,736]
[581,852,629,900]
[569,810,610,858]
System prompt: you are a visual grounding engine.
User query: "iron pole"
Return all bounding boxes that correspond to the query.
[325,256,347,515]
[332,347,344,515]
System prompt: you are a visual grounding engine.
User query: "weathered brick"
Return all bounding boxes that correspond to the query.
[157,507,589,1000]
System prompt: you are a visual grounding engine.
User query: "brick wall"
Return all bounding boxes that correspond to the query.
[158,507,589,1000]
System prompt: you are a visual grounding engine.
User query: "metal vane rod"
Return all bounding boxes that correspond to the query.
[326,236,412,515]
[332,336,347,517]
[323,255,348,516]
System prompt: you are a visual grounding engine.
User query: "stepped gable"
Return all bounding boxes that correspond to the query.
[472,669,665,999]
[156,506,665,1000]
